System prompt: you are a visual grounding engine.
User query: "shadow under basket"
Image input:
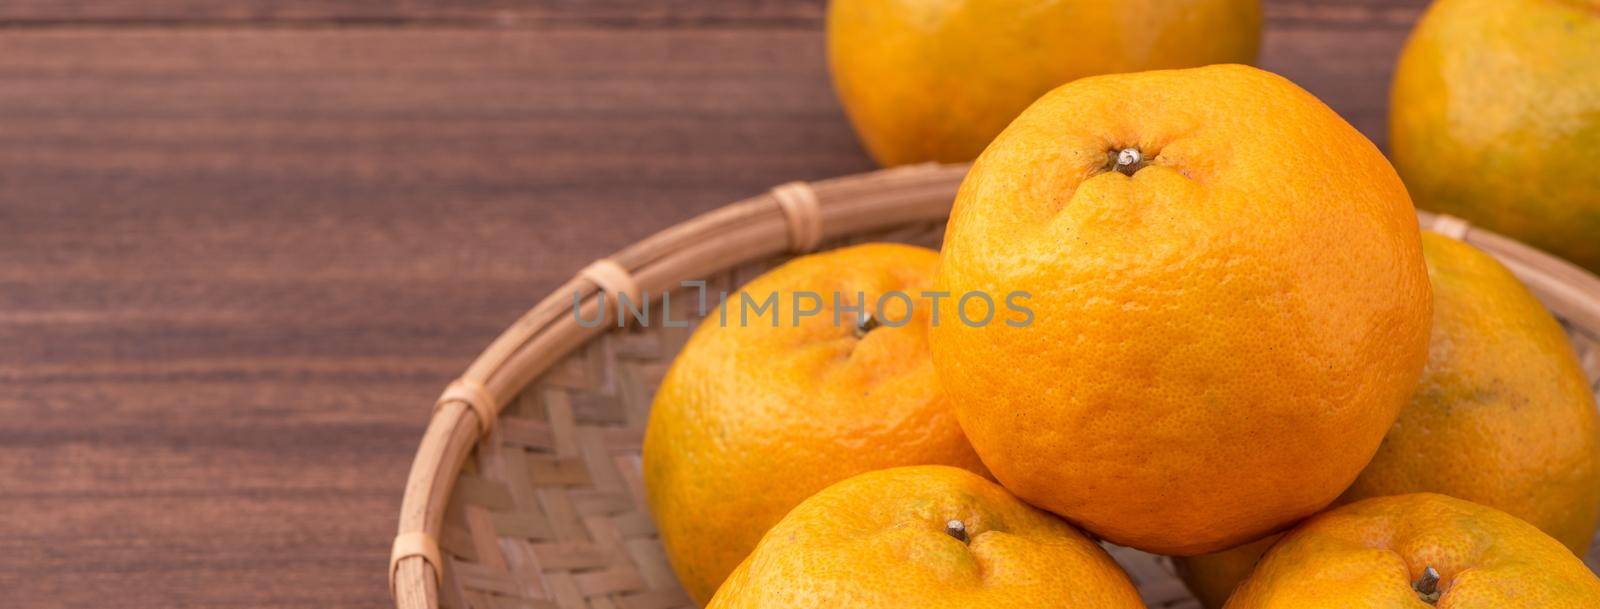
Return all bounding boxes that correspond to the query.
[391,163,1600,609]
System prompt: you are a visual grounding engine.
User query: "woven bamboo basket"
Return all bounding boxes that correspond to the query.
[391,162,1600,609]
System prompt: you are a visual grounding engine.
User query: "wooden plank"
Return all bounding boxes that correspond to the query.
[0,0,1429,29]
[1260,24,1413,150]
[0,0,826,27]
[0,28,871,288]
[0,27,864,609]
[0,377,428,609]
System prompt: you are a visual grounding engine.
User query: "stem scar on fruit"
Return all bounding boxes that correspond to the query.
[1415,566,1441,604]
[854,311,880,338]
[945,519,969,543]
[1111,147,1146,176]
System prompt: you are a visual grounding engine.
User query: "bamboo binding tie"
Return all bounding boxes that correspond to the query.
[772,181,822,253]
[437,378,498,435]
[1430,213,1473,241]
[389,531,443,595]
[578,259,643,326]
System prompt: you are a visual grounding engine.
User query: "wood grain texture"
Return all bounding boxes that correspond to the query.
[0,0,1426,27]
[0,2,1423,607]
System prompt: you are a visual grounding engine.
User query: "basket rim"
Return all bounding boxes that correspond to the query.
[390,162,1600,609]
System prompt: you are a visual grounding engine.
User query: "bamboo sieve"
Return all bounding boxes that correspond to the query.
[391,163,1600,609]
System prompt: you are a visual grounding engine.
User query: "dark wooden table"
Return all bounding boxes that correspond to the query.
[1,1,1426,607]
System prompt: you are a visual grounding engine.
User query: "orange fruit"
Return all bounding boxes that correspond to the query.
[1350,233,1600,551]
[1178,231,1600,607]
[1179,537,1272,609]
[1225,493,1600,608]
[931,64,1433,555]
[1390,0,1600,271]
[643,243,988,604]
[827,0,1262,166]
[707,466,1146,609]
